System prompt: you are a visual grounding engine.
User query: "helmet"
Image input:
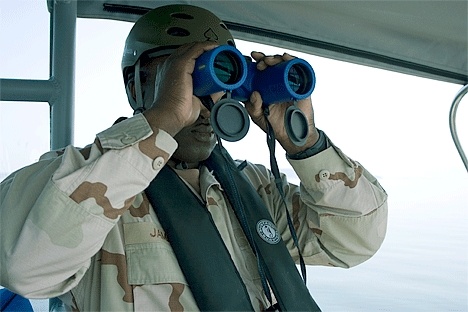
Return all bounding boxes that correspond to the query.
[122,4,235,85]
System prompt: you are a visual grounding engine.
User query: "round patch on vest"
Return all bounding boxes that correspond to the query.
[256,219,280,244]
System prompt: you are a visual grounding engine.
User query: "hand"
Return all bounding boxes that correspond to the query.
[243,52,320,154]
[144,41,219,136]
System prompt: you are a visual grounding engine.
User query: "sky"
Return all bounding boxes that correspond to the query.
[0,0,467,311]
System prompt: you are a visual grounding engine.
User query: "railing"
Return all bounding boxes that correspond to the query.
[0,0,76,150]
[449,84,468,172]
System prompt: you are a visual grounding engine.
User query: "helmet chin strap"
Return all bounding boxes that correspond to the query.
[199,94,214,108]
[132,59,146,114]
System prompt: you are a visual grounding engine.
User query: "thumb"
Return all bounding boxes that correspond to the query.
[245,91,264,118]
[245,91,269,132]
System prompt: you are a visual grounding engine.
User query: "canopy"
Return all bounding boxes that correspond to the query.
[48,0,468,85]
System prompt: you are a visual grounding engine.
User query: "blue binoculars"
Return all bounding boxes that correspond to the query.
[193,45,316,103]
[192,45,316,145]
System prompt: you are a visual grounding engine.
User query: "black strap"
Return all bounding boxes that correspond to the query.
[205,144,321,311]
[146,146,321,311]
[264,106,308,284]
[146,166,254,311]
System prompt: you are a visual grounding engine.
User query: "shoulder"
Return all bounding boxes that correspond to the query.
[234,159,273,186]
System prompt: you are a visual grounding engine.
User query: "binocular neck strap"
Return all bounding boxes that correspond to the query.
[205,143,321,311]
[263,106,308,283]
[199,95,215,110]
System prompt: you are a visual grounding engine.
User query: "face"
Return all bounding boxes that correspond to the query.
[137,56,224,166]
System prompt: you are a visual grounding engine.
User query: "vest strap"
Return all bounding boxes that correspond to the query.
[146,166,254,311]
[146,145,321,311]
[205,144,321,311]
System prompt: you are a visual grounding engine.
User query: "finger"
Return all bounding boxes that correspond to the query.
[255,53,296,70]
[244,91,264,119]
[251,51,266,62]
[171,41,219,65]
[191,42,219,62]
[262,55,284,66]
[282,52,296,61]
[181,40,219,52]
[251,51,270,70]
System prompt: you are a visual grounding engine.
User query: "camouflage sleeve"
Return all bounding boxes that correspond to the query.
[285,141,388,268]
[244,140,388,269]
[0,113,177,298]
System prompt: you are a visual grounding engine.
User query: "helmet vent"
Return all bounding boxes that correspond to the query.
[167,27,191,37]
[171,12,194,20]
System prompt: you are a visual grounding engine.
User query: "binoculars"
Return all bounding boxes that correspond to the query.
[193,45,316,145]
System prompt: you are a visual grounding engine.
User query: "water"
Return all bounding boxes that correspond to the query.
[308,176,468,311]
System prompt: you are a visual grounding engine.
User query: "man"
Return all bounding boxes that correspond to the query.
[0,4,388,311]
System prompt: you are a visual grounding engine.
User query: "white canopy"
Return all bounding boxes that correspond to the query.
[49,0,467,85]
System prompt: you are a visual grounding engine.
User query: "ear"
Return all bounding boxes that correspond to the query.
[126,77,136,101]
[125,76,138,109]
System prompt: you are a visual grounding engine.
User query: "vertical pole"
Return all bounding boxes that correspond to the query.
[49,0,76,150]
[48,1,77,309]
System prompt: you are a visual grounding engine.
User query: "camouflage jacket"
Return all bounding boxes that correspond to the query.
[0,113,388,311]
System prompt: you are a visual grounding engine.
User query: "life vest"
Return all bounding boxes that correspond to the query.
[146,144,320,311]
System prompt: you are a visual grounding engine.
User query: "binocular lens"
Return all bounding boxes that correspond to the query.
[193,45,247,97]
[214,51,242,84]
[288,64,311,95]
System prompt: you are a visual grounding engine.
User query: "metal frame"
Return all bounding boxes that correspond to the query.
[0,3,76,306]
[0,0,76,150]
[449,84,468,172]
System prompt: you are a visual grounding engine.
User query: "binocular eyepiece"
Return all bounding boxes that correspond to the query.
[193,45,316,145]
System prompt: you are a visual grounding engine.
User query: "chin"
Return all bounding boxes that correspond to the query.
[173,146,215,165]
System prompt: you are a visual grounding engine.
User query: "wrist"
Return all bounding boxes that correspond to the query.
[143,108,183,137]
[287,129,328,159]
